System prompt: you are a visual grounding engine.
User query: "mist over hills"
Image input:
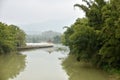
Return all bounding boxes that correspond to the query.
[26,30,61,43]
[18,19,70,34]
[18,21,65,43]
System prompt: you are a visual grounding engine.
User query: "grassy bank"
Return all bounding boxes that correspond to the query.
[62,55,120,80]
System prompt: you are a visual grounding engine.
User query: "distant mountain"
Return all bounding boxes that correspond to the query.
[41,30,61,38]
[26,30,61,43]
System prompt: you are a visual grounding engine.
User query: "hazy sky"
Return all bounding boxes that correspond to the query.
[0,0,85,33]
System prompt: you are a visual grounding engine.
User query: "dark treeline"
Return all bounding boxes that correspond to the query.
[0,22,26,54]
[62,0,120,73]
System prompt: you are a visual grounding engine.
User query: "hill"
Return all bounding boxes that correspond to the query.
[26,30,61,43]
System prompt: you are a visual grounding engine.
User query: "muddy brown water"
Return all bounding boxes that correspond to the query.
[0,45,109,80]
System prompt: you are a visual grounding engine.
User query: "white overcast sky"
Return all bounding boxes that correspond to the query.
[0,0,85,33]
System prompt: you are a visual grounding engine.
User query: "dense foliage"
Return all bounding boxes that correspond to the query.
[62,0,120,72]
[0,22,26,54]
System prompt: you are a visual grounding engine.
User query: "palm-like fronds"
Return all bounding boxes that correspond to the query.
[94,0,106,8]
[82,0,92,7]
[74,0,93,16]
[74,4,89,15]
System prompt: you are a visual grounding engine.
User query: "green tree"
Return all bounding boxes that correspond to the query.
[98,0,120,69]
[9,25,26,47]
[62,25,74,50]
[74,0,106,30]
[0,22,26,54]
[63,0,120,71]
[0,22,15,53]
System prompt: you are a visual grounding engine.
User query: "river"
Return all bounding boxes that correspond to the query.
[0,44,109,80]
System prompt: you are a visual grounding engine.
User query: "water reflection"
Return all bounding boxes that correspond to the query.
[62,55,109,80]
[45,44,69,54]
[9,45,69,80]
[45,45,69,60]
[0,53,26,80]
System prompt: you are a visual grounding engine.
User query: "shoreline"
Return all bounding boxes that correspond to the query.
[17,45,54,51]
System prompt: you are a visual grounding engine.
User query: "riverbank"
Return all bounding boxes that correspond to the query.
[17,43,54,51]
[8,45,69,80]
[17,45,53,51]
[108,74,120,80]
[62,55,120,80]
